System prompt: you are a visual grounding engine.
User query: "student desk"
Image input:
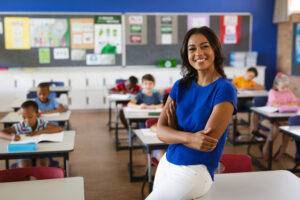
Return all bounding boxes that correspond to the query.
[123,107,161,182]
[29,86,70,97]
[0,110,72,130]
[0,130,75,177]
[134,129,168,191]
[203,170,300,200]
[0,177,84,200]
[107,94,132,131]
[230,90,268,145]
[249,107,300,170]
[279,126,300,172]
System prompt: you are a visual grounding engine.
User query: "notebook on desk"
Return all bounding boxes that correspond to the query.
[10,132,64,144]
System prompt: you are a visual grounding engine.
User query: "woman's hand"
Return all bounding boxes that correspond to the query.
[166,100,177,129]
[185,128,218,152]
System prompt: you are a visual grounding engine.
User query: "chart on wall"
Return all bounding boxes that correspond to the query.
[292,23,300,75]
[30,18,69,47]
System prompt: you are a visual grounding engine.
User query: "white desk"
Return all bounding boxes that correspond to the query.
[107,94,133,131]
[0,177,84,200]
[249,107,300,170]
[231,90,269,146]
[134,129,167,192]
[203,170,300,200]
[123,107,162,182]
[0,131,75,176]
[0,110,71,129]
[280,126,300,140]
[237,90,268,98]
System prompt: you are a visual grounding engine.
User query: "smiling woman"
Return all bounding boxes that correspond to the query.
[146,27,237,200]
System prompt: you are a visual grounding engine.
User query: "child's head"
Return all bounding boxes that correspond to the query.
[21,100,39,127]
[127,76,138,88]
[244,67,258,81]
[142,74,155,93]
[37,82,50,102]
[273,72,290,91]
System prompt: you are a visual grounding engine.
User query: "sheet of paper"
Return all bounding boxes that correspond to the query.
[38,48,51,64]
[71,49,86,61]
[53,48,69,59]
[140,128,155,136]
[256,106,278,113]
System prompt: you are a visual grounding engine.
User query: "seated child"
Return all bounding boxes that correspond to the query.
[232,67,264,90]
[110,76,141,94]
[35,82,67,114]
[128,74,163,109]
[0,100,62,167]
[251,73,300,160]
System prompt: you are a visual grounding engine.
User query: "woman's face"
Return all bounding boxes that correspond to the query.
[187,33,215,72]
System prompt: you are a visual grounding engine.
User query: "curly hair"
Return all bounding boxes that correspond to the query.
[180,26,226,87]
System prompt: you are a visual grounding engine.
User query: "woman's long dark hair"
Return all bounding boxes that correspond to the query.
[180,26,226,87]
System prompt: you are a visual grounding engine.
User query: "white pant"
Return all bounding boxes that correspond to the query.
[146,154,213,200]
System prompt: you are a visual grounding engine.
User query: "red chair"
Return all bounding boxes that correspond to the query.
[220,154,252,173]
[0,167,64,183]
[145,118,158,129]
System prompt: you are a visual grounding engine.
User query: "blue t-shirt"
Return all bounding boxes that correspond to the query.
[167,78,237,179]
[135,91,162,105]
[35,98,59,112]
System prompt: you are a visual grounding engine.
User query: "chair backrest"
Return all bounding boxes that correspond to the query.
[49,81,65,87]
[0,167,64,183]
[220,154,252,173]
[252,96,268,107]
[116,79,126,85]
[145,119,158,128]
[288,116,300,126]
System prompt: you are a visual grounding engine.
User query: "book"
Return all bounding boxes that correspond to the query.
[256,106,278,113]
[7,143,37,152]
[10,132,64,144]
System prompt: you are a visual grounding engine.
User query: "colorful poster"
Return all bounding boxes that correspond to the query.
[86,53,115,65]
[187,15,210,30]
[70,18,94,49]
[295,24,300,64]
[127,15,147,45]
[94,16,122,54]
[4,17,30,49]
[220,15,241,44]
[53,48,69,59]
[71,49,86,61]
[38,48,51,64]
[30,18,69,47]
[156,15,178,45]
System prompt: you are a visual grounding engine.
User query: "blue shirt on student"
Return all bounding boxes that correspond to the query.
[35,98,59,112]
[135,91,162,105]
[166,78,237,179]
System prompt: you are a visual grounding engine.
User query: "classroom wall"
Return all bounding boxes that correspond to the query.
[277,14,300,97]
[0,0,277,88]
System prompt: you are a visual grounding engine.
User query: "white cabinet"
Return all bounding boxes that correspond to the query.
[0,66,266,111]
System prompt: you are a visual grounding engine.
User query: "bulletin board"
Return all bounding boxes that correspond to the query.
[125,13,252,66]
[0,13,123,67]
[292,23,300,75]
[0,12,252,68]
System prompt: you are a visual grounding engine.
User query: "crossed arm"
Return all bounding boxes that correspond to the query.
[157,97,234,152]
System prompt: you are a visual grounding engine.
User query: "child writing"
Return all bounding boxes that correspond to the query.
[0,100,62,167]
[128,74,163,109]
[232,67,264,90]
[251,73,300,160]
[35,82,67,114]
